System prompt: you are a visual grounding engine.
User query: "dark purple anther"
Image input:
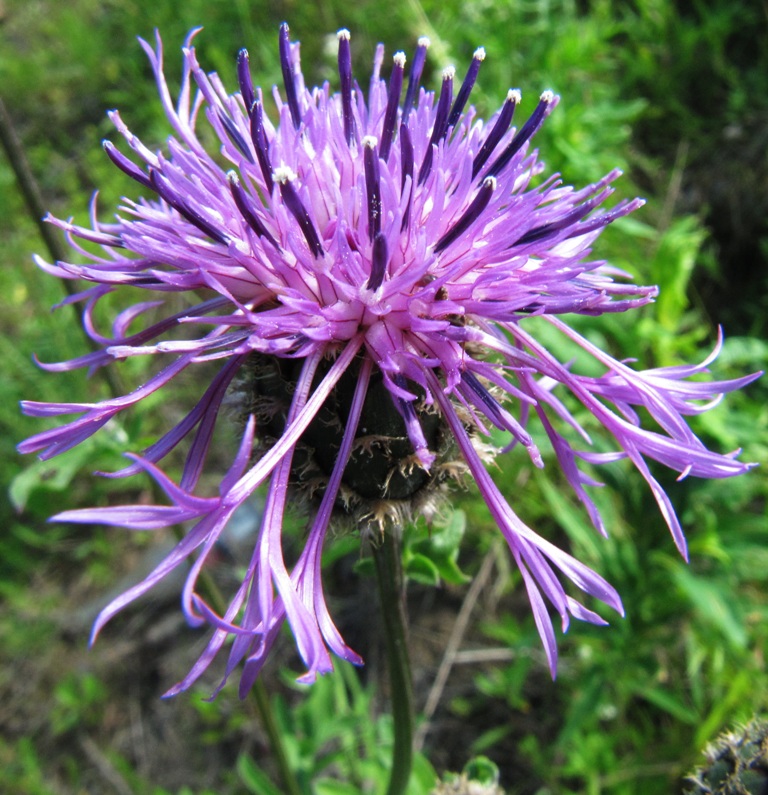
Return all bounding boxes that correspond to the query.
[418,66,454,185]
[366,231,389,291]
[227,171,278,247]
[217,110,253,163]
[446,47,485,131]
[237,49,256,112]
[515,186,615,247]
[249,101,274,194]
[434,176,496,253]
[460,370,510,430]
[399,122,414,231]
[402,36,430,121]
[103,141,153,191]
[363,136,382,241]
[566,197,645,239]
[472,89,520,178]
[379,52,406,163]
[275,167,324,258]
[279,23,301,129]
[149,169,230,245]
[337,29,356,146]
[486,91,556,178]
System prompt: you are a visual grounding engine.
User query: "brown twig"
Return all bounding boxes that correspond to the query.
[414,542,499,751]
[0,94,124,399]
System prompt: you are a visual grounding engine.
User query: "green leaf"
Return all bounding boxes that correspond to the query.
[314,779,363,795]
[463,756,501,785]
[410,509,471,585]
[405,552,440,585]
[236,754,284,795]
[638,686,698,725]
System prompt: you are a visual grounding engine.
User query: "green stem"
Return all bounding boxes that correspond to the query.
[372,526,414,795]
[252,677,302,795]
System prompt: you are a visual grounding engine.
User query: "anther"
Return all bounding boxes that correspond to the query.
[446,47,485,131]
[399,123,414,231]
[485,90,557,178]
[236,49,255,112]
[274,167,325,258]
[379,52,406,163]
[402,36,430,121]
[366,231,389,291]
[472,89,520,178]
[363,136,382,241]
[103,141,153,191]
[337,29,356,145]
[227,171,278,247]
[149,169,230,245]
[278,23,301,129]
[217,110,253,163]
[249,101,274,194]
[418,66,454,185]
[434,175,496,253]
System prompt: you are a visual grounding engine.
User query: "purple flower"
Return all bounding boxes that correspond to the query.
[19,24,759,694]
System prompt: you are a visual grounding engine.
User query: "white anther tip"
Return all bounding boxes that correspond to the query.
[273,165,297,184]
[393,51,407,68]
[418,36,431,48]
[540,89,555,103]
[473,46,486,61]
[337,29,351,41]
[508,88,522,103]
[362,135,378,149]
[442,65,456,81]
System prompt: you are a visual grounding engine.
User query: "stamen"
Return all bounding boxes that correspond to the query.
[363,136,381,241]
[149,169,230,245]
[249,101,274,194]
[486,90,556,178]
[472,89,520,178]
[418,66,454,185]
[337,29,356,145]
[446,47,485,131]
[399,123,414,231]
[236,49,255,112]
[565,197,645,239]
[366,231,389,291]
[103,141,153,191]
[227,171,278,247]
[434,176,496,253]
[514,185,616,246]
[379,52,406,163]
[217,110,253,163]
[278,23,301,129]
[402,36,430,120]
[274,167,324,258]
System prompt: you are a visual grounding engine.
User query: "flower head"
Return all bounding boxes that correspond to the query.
[20,24,759,694]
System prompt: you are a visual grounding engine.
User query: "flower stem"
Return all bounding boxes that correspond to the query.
[372,526,414,795]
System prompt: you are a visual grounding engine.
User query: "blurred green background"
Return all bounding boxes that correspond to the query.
[1,0,766,793]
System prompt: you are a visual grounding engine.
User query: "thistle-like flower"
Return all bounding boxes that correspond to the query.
[19,24,758,695]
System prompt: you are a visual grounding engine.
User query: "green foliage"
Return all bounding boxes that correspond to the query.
[237,661,437,794]
[404,510,471,587]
